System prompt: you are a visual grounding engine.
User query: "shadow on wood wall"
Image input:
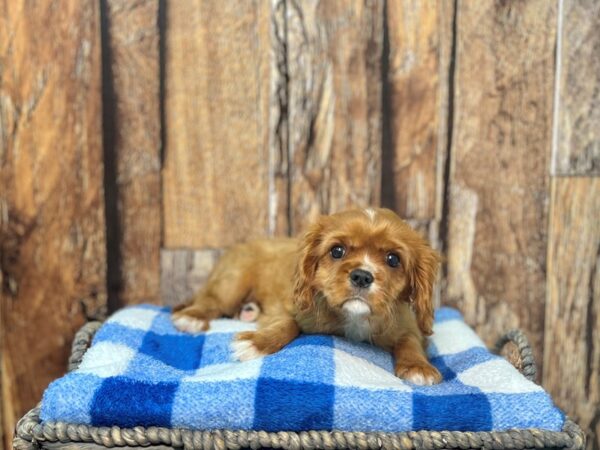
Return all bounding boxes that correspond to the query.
[0,1,598,449]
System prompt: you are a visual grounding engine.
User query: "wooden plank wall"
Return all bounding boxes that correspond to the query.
[1,1,598,449]
[382,0,452,244]
[101,0,162,308]
[545,178,599,449]
[544,1,600,447]
[445,0,557,372]
[0,1,106,448]
[286,0,384,233]
[162,1,276,248]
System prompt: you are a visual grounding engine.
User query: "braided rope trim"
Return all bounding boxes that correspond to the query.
[13,407,586,450]
[68,321,102,372]
[494,329,537,382]
[14,324,586,450]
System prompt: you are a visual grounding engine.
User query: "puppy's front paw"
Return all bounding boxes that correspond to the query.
[395,362,442,386]
[231,332,267,361]
[172,313,208,333]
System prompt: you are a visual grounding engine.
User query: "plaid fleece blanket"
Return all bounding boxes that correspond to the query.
[41,305,564,432]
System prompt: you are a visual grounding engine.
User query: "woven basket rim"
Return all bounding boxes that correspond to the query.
[14,320,586,450]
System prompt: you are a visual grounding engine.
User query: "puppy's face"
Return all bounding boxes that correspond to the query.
[294,208,439,335]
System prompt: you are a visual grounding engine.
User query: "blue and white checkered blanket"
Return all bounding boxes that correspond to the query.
[41,305,564,432]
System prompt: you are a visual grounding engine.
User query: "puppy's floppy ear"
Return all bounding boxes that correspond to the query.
[293,218,324,311]
[409,242,440,336]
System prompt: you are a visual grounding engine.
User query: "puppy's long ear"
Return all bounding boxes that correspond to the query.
[293,219,324,311]
[410,242,440,336]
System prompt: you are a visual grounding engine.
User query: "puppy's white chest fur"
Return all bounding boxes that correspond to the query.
[341,299,372,342]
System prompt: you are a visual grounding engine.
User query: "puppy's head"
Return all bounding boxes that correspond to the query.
[293,208,440,335]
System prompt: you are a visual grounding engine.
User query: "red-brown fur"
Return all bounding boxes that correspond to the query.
[172,208,442,385]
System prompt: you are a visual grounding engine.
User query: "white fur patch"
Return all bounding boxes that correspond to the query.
[342,300,372,342]
[231,337,266,361]
[172,315,206,334]
[362,255,377,274]
[405,371,437,386]
[206,319,256,334]
[343,299,371,316]
[364,208,376,221]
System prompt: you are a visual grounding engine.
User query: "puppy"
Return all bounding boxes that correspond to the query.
[172,208,442,385]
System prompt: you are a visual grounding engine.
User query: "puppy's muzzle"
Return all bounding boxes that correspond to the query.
[350,269,374,288]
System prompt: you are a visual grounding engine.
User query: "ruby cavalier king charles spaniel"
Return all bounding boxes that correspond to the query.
[172,207,442,385]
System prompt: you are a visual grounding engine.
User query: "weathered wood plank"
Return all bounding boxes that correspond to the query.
[431,0,455,246]
[0,0,104,445]
[103,0,161,306]
[269,0,291,237]
[553,0,600,175]
[286,0,384,234]
[444,0,556,368]
[162,0,285,248]
[544,177,599,450]
[382,0,454,311]
[382,0,443,222]
[160,248,222,307]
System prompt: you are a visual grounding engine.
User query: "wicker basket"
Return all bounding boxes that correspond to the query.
[13,322,585,450]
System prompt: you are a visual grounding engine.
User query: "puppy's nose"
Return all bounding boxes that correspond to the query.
[350,269,374,288]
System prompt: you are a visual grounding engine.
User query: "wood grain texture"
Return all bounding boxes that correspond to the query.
[103,0,161,305]
[444,0,556,368]
[431,0,455,243]
[286,0,383,234]
[0,0,104,444]
[160,248,222,307]
[269,0,291,237]
[382,0,454,311]
[162,0,283,248]
[382,0,443,222]
[544,177,600,450]
[553,0,600,175]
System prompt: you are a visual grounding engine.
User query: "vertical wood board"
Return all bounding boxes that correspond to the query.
[103,0,161,306]
[383,0,443,222]
[544,177,600,450]
[269,0,291,237]
[553,0,600,175]
[382,0,454,310]
[286,0,384,234]
[0,0,105,443]
[445,0,557,368]
[162,0,283,248]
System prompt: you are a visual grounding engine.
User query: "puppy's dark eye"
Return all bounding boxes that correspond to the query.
[330,245,346,259]
[386,253,400,268]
